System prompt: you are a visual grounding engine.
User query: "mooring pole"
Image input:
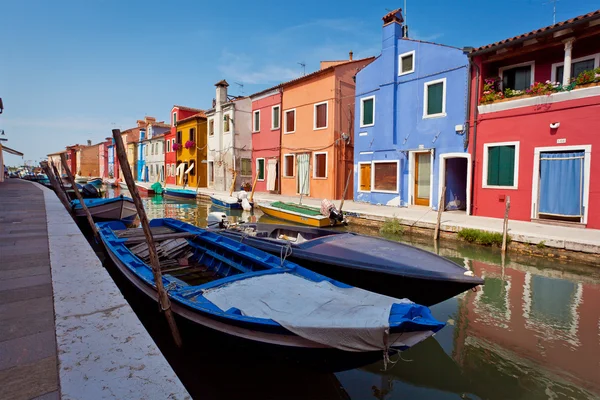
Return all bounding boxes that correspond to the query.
[40,161,72,213]
[434,186,446,240]
[229,170,237,197]
[338,167,352,212]
[60,153,99,239]
[249,172,259,203]
[501,196,511,254]
[112,129,183,348]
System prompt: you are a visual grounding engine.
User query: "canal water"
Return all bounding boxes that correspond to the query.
[99,187,600,400]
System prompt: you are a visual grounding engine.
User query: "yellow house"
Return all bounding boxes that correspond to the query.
[174,112,207,188]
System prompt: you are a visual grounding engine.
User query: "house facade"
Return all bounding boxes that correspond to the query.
[205,80,252,191]
[250,87,282,193]
[280,56,374,200]
[107,139,118,180]
[469,10,600,228]
[98,138,111,179]
[166,106,203,186]
[354,9,470,211]
[136,124,149,182]
[174,112,208,188]
[77,141,100,177]
[47,151,67,176]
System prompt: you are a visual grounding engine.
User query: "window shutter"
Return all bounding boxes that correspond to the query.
[258,159,265,179]
[427,83,443,115]
[315,104,327,128]
[497,146,515,186]
[362,98,374,125]
[286,111,295,132]
[360,164,371,190]
[487,146,499,185]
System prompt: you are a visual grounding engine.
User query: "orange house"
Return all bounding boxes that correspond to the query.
[280,54,374,200]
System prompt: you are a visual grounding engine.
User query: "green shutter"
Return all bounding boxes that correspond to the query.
[427,83,443,115]
[487,147,499,185]
[487,145,515,186]
[362,98,374,125]
[258,159,265,180]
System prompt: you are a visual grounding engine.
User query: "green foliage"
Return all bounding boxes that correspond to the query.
[536,241,546,249]
[457,228,509,247]
[380,217,404,236]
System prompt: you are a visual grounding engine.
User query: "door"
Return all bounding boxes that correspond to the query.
[297,153,310,195]
[266,159,278,191]
[538,151,584,222]
[414,152,431,206]
[359,163,371,191]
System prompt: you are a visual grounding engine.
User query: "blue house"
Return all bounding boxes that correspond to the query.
[136,128,147,182]
[354,9,471,212]
[107,140,115,178]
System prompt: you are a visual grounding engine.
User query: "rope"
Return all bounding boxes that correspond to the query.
[280,241,293,267]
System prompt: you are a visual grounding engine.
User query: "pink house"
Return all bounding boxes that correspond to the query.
[250,86,282,193]
[98,137,111,179]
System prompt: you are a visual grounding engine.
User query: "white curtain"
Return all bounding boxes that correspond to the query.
[266,159,277,191]
[297,153,309,195]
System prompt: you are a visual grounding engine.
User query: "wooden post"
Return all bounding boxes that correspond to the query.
[60,153,100,239]
[112,129,182,348]
[502,196,511,254]
[249,172,259,203]
[434,186,446,240]
[40,161,72,213]
[229,170,237,197]
[338,167,352,212]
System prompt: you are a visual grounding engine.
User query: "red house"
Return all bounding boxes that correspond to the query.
[468,10,600,229]
[165,105,203,185]
[249,86,282,193]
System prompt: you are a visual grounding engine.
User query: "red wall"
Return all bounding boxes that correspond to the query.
[472,94,600,228]
[251,92,281,193]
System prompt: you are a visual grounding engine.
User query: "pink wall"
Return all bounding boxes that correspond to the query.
[251,91,281,193]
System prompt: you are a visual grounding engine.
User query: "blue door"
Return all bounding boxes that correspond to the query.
[538,151,584,219]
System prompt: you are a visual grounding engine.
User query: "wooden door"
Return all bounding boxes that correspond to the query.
[359,163,371,191]
[414,153,431,206]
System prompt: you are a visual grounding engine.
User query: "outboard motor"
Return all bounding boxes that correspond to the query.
[207,212,228,229]
[320,199,346,225]
[82,183,99,198]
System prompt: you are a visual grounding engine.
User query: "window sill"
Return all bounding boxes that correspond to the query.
[313,126,328,131]
[482,185,518,190]
[313,176,328,180]
[357,190,371,193]
[359,123,374,128]
[271,127,280,131]
[283,175,295,179]
[284,131,295,134]
[422,113,447,119]
[372,189,399,194]
[398,70,414,76]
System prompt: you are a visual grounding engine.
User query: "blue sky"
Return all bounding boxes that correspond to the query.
[1,0,597,165]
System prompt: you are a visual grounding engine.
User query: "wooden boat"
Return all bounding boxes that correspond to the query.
[74,177,88,184]
[135,182,155,195]
[87,178,103,186]
[103,178,117,187]
[71,196,137,223]
[97,218,444,357]
[210,194,253,209]
[164,188,198,199]
[258,201,344,228]
[118,181,128,190]
[212,222,484,306]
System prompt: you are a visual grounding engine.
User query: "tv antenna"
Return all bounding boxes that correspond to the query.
[298,62,306,76]
[543,0,559,24]
[234,81,244,95]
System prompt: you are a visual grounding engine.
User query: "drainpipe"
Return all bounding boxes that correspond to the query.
[470,59,481,216]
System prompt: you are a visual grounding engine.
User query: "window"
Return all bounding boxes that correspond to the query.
[423,78,446,118]
[208,119,214,136]
[189,128,195,143]
[500,62,533,91]
[272,105,280,130]
[144,145,148,156]
[360,96,375,127]
[484,143,518,188]
[208,161,214,183]
[189,161,195,176]
[176,131,182,144]
[172,112,177,126]
[554,55,598,83]
[224,114,231,133]
[359,163,371,191]
[166,139,171,153]
[373,161,398,192]
[283,154,295,177]
[313,152,327,178]
[314,102,328,130]
[240,158,252,176]
[284,109,296,133]
[253,110,260,132]
[398,50,415,75]
[256,158,265,181]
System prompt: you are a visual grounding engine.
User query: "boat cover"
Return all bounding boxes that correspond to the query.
[71,197,132,209]
[269,202,322,216]
[203,273,414,352]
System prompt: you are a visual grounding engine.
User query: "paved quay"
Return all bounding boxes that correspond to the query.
[139,182,600,255]
[0,179,190,400]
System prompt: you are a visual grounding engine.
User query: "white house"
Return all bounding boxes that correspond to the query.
[145,122,169,183]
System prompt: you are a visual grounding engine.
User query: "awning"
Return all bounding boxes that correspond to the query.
[176,163,186,174]
[185,162,195,174]
[1,144,23,156]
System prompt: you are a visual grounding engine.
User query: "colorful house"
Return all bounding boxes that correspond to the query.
[354,9,470,211]
[118,117,156,181]
[205,80,252,191]
[136,123,149,182]
[174,112,208,188]
[98,137,111,179]
[107,139,118,180]
[280,55,374,200]
[468,10,600,228]
[250,86,282,193]
[166,106,204,186]
[145,121,170,183]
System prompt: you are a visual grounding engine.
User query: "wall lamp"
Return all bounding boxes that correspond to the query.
[550,122,560,129]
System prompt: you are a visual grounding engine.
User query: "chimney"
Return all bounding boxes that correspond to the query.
[215,80,229,108]
[87,140,92,146]
[349,51,353,61]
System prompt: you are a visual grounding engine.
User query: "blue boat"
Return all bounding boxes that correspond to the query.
[71,196,137,223]
[164,188,198,199]
[210,194,253,209]
[88,178,103,186]
[97,218,444,357]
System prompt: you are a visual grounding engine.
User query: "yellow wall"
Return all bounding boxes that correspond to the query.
[175,116,208,188]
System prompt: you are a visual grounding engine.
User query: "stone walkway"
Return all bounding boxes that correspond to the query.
[0,179,59,399]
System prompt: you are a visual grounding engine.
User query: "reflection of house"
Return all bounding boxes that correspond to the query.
[175,112,207,188]
[454,259,600,395]
[354,9,470,210]
[205,80,252,191]
[469,10,600,228]
[166,106,204,186]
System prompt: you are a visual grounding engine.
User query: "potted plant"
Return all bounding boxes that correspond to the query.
[172,142,182,151]
[184,140,195,149]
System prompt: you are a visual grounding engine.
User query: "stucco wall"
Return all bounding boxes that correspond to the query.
[79,144,100,177]
[251,91,281,193]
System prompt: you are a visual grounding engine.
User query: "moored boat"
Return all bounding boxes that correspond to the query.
[211,221,484,306]
[164,188,197,199]
[258,201,345,227]
[118,181,128,190]
[210,194,253,209]
[97,218,444,359]
[71,196,137,223]
[87,177,103,186]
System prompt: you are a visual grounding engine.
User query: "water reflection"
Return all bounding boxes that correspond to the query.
[102,186,600,399]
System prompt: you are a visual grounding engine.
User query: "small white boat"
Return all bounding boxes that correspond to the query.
[71,196,137,223]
